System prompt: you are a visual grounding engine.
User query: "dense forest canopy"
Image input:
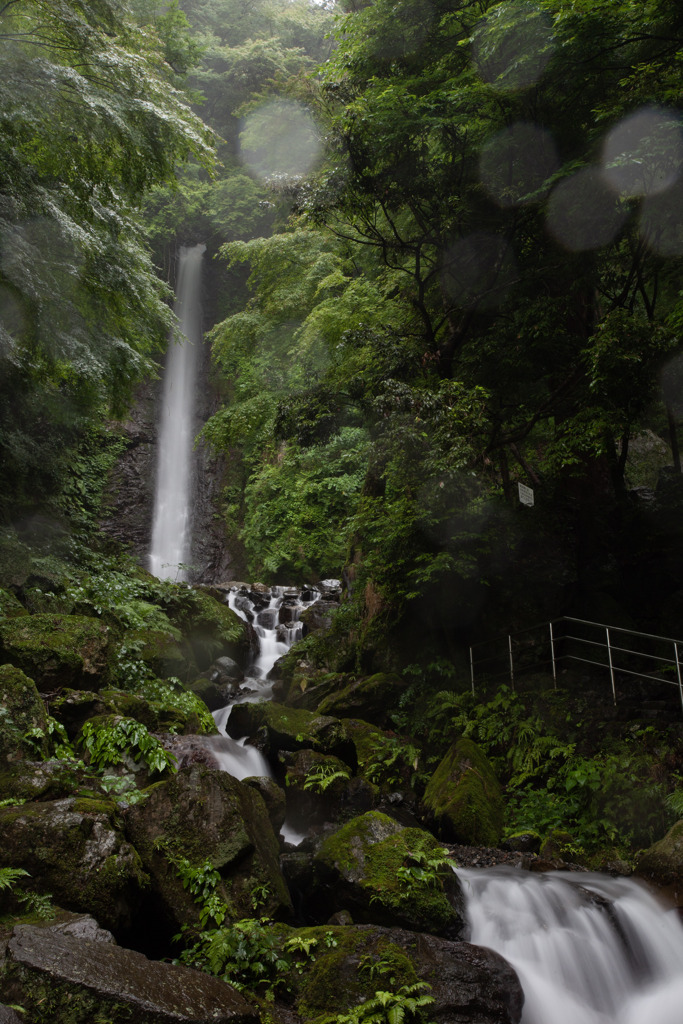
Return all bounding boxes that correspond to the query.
[2,0,683,668]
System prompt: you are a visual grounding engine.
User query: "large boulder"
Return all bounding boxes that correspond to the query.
[310,811,465,938]
[0,798,148,932]
[51,686,200,739]
[0,614,111,691]
[278,748,378,828]
[227,702,357,770]
[635,819,683,900]
[421,738,503,847]
[316,673,409,728]
[125,764,292,933]
[0,923,258,1024]
[0,590,27,620]
[274,923,523,1024]
[0,664,49,762]
[167,588,255,672]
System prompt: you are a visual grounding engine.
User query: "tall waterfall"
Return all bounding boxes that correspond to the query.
[149,243,205,581]
[461,866,683,1024]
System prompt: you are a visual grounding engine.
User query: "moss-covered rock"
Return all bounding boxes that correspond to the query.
[421,737,503,847]
[0,759,91,804]
[311,811,465,938]
[125,764,292,935]
[167,588,255,672]
[0,664,49,763]
[0,614,111,692]
[0,534,31,591]
[269,924,523,1024]
[0,589,28,620]
[241,775,287,835]
[635,819,683,900]
[227,701,357,770]
[0,798,148,933]
[123,626,192,681]
[316,673,409,728]
[51,686,194,740]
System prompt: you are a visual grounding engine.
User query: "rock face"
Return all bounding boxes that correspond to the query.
[274,923,524,1024]
[125,764,292,931]
[635,819,683,901]
[0,664,49,762]
[422,738,503,847]
[0,798,148,933]
[310,811,465,938]
[0,614,111,691]
[0,923,258,1024]
[316,672,409,728]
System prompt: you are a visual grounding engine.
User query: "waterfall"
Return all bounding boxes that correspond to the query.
[461,866,683,1024]
[149,243,206,581]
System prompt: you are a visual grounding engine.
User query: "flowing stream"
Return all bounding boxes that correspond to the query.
[461,866,683,1024]
[149,243,206,581]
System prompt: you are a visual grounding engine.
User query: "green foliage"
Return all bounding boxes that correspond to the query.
[80,717,177,775]
[160,845,229,928]
[178,918,294,1001]
[395,850,457,895]
[303,763,351,793]
[0,867,29,892]
[335,982,435,1024]
[362,736,427,792]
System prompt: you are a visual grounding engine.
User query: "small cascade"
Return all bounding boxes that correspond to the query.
[149,243,206,581]
[203,583,326,810]
[461,866,683,1024]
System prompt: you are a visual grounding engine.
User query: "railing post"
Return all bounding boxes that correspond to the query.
[606,626,617,705]
[469,646,475,697]
[674,642,683,717]
[549,621,557,688]
[508,634,515,693]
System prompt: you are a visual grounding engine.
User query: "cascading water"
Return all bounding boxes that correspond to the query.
[205,583,322,823]
[149,243,206,581]
[461,866,683,1024]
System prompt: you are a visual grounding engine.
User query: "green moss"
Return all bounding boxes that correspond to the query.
[316,812,461,935]
[0,663,49,762]
[316,673,407,725]
[422,737,503,846]
[0,589,28,620]
[0,614,111,692]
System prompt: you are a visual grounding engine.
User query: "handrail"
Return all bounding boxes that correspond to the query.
[469,616,683,714]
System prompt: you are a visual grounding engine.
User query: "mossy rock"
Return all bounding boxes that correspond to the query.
[341,719,399,782]
[0,534,31,590]
[0,664,49,763]
[0,759,92,804]
[278,749,377,829]
[0,798,148,933]
[122,626,193,681]
[0,614,112,692]
[276,670,349,711]
[167,587,254,672]
[269,923,523,1024]
[51,687,193,740]
[0,589,28,620]
[316,673,409,727]
[311,811,465,938]
[421,737,503,847]
[539,829,577,862]
[635,819,683,897]
[125,764,292,935]
[227,701,357,770]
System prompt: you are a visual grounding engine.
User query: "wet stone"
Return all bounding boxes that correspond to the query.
[1,924,258,1024]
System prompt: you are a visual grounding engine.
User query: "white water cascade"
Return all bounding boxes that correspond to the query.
[149,243,206,581]
[461,866,683,1024]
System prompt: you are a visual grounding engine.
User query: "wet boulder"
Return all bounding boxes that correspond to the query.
[227,701,357,770]
[242,775,287,835]
[0,614,111,692]
[125,764,292,933]
[316,672,409,728]
[0,798,148,933]
[635,819,683,901]
[0,664,49,762]
[421,738,503,847]
[169,589,255,672]
[124,626,192,681]
[273,923,523,1024]
[0,922,258,1024]
[310,810,465,938]
[51,686,198,739]
[300,600,338,635]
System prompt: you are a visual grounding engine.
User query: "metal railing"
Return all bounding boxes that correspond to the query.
[469,616,683,714]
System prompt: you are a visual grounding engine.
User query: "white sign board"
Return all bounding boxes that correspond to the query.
[518,483,534,507]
